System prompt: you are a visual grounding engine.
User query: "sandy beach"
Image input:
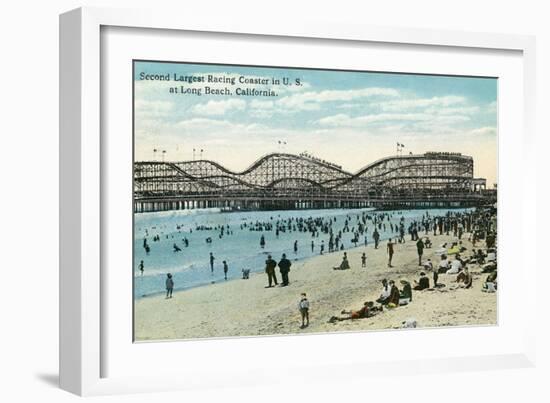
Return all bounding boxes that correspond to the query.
[134,233,496,341]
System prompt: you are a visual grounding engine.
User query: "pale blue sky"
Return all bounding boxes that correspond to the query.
[134,61,497,184]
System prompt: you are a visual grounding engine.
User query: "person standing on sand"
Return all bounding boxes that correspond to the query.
[299,293,310,328]
[424,259,437,286]
[361,253,367,268]
[265,254,278,287]
[387,238,395,267]
[209,252,215,273]
[416,238,424,266]
[165,273,174,299]
[278,253,292,286]
[373,229,380,249]
[223,260,229,280]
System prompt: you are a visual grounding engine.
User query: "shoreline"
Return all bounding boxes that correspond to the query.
[134,206,476,298]
[135,231,496,341]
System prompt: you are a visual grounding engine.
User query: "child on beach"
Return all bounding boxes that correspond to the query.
[165,273,174,299]
[361,253,367,268]
[299,293,310,328]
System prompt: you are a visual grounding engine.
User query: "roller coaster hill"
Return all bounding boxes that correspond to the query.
[133,151,496,213]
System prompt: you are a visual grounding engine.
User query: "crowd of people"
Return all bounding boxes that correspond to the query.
[143,206,498,329]
[326,207,497,326]
[139,210,412,287]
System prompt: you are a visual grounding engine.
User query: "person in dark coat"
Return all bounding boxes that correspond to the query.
[413,272,430,290]
[278,253,292,286]
[399,279,413,305]
[333,252,351,270]
[416,238,424,266]
[265,255,278,287]
[388,280,400,306]
[373,229,380,249]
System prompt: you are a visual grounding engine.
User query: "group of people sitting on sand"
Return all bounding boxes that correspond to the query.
[328,268,467,324]
[327,208,499,327]
[433,245,497,290]
[329,277,415,323]
[328,244,498,324]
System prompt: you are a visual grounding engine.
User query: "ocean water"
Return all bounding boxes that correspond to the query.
[134,207,471,298]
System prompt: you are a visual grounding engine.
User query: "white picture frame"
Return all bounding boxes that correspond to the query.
[60,6,537,396]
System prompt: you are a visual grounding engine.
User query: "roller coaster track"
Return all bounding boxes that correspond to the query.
[133,152,493,212]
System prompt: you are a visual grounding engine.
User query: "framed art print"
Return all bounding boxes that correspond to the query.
[131,60,498,342]
[60,7,537,396]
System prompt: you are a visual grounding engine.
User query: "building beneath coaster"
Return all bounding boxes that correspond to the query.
[133,152,496,213]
